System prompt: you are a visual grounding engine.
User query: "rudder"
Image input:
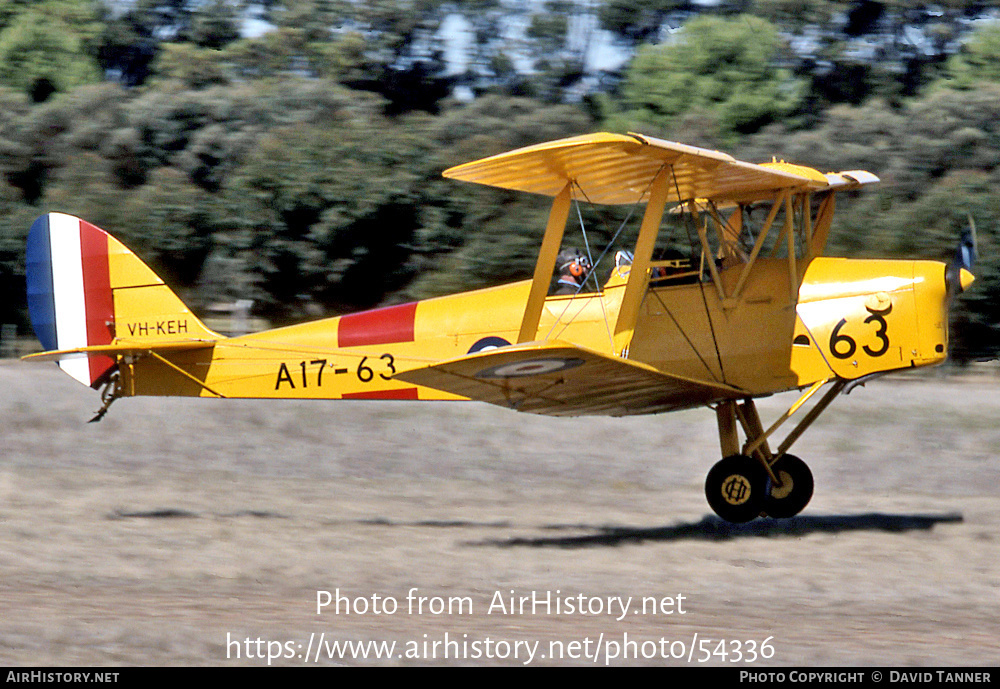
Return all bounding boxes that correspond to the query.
[26,213,219,388]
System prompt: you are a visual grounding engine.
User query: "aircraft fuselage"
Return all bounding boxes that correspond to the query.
[119,256,950,407]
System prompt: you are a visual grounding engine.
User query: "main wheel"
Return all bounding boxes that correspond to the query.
[705,454,769,523]
[763,453,813,519]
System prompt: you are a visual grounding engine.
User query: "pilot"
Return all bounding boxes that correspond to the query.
[553,249,592,295]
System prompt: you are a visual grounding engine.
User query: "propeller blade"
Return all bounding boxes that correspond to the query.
[947,216,977,295]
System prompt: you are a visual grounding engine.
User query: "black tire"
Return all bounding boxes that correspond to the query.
[705,454,769,523]
[763,453,813,519]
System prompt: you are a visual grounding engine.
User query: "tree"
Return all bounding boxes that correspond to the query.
[607,15,804,143]
[402,95,596,300]
[150,42,230,89]
[738,82,1000,360]
[939,19,1000,89]
[884,171,999,363]
[598,0,692,42]
[0,1,102,100]
[98,0,242,86]
[221,117,440,318]
[0,176,41,330]
[240,0,457,114]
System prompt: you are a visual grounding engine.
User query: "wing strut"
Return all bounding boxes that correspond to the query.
[612,165,671,356]
[518,183,572,343]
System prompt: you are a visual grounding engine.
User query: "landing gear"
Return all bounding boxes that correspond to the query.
[706,382,844,522]
[704,451,814,522]
[705,454,769,523]
[764,453,813,519]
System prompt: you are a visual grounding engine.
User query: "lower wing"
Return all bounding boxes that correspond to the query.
[394,341,743,417]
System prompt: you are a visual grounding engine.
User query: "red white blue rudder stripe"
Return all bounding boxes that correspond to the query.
[26,213,116,388]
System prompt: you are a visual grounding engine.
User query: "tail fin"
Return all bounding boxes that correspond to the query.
[26,212,220,388]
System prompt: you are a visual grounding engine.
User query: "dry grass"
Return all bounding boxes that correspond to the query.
[1,361,998,666]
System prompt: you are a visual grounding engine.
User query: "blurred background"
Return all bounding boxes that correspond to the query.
[0,0,997,362]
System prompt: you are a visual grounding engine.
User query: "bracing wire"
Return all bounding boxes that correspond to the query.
[541,171,662,344]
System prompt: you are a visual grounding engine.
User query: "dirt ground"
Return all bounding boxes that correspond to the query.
[1,360,998,666]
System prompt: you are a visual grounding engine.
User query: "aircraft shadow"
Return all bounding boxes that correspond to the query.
[473,512,963,549]
[108,508,288,520]
[106,509,963,549]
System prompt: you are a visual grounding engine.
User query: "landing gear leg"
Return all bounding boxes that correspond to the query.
[706,381,844,522]
[705,401,768,523]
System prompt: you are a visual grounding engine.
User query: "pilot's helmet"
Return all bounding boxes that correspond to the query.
[557,249,591,282]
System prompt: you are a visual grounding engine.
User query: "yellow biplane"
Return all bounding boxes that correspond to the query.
[24,133,976,523]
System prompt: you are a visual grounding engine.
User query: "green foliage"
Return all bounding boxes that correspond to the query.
[224,28,366,83]
[400,96,594,299]
[97,0,243,86]
[0,0,997,362]
[882,172,1000,362]
[188,0,241,50]
[741,83,1000,198]
[124,0,242,49]
[218,93,594,318]
[46,158,223,286]
[598,0,686,41]
[939,20,1000,89]
[608,15,805,143]
[740,82,1000,361]
[0,1,102,98]
[0,176,40,328]
[222,119,432,316]
[747,0,839,28]
[151,43,230,89]
[243,0,456,113]
[746,1,964,108]
[0,0,104,42]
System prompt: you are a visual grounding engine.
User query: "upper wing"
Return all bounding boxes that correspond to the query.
[394,341,742,417]
[443,132,871,206]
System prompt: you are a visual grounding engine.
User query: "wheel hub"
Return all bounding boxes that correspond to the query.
[769,470,794,500]
[721,474,753,505]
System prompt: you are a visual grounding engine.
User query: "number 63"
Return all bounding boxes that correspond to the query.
[829,309,890,359]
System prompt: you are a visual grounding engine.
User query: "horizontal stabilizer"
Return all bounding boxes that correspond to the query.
[394,341,741,416]
[22,339,216,363]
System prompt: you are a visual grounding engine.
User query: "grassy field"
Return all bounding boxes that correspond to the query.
[1,361,998,666]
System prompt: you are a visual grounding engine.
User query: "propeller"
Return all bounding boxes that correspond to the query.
[946,215,977,296]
